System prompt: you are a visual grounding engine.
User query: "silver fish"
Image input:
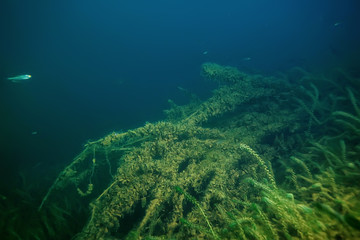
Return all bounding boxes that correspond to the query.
[7,74,32,83]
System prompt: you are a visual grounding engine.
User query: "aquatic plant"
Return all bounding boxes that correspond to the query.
[332,87,360,137]
[35,63,360,239]
[201,62,246,84]
[0,174,77,239]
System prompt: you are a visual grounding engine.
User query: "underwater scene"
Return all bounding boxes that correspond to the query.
[1,1,360,239]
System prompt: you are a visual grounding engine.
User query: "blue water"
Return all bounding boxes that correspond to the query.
[0,0,359,190]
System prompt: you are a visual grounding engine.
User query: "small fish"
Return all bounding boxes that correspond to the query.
[202,51,208,55]
[177,86,190,94]
[242,57,251,61]
[334,22,341,27]
[7,74,32,83]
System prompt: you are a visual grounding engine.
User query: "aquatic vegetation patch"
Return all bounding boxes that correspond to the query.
[33,63,360,239]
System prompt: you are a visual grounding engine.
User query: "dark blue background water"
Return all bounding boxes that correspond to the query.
[1,0,359,190]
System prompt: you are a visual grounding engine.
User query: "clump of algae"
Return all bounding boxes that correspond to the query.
[39,63,360,239]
